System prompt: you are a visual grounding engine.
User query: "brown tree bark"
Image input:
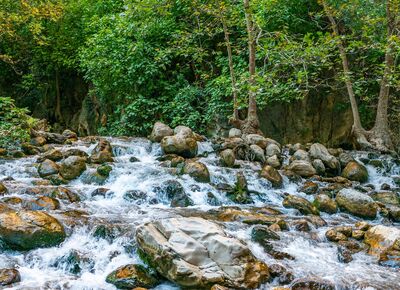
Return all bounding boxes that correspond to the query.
[242,0,261,135]
[55,67,63,123]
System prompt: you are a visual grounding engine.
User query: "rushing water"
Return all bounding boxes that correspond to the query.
[0,137,399,289]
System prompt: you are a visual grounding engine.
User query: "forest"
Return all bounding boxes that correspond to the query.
[0,1,400,290]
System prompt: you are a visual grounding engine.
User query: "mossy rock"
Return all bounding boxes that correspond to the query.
[105,264,158,289]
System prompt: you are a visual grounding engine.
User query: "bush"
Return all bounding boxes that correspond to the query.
[0,97,36,149]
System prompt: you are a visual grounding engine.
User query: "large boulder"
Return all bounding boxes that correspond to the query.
[370,191,399,205]
[0,268,20,286]
[291,149,310,162]
[260,165,283,188]
[183,161,210,183]
[335,188,377,219]
[159,180,193,207]
[149,122,174,142]
[60,156,86,180]
[313,194,338,214]
[250,144,265,163]
[341,161,368,183]
[38,159,59,178]
[106,264,158,289]
[0,210,66,250]
[37,149,63,162]
[161,135,198,158]
[244,134,268,149]
[228,128,242,138]
[309,143,340,170]
[136,217,269,289]
[288,160,316,177]
[90,139,114,164]
[364,225,400,267]
[265,143,280,157]
[282,194,319,215]
[174,126,194,138]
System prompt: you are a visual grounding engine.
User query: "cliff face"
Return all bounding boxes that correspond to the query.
[259,91,353,147]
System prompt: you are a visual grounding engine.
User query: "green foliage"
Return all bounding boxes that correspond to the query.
[0,97,36,149]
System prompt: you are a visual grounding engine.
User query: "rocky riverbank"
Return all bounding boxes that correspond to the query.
[0,122,399,289]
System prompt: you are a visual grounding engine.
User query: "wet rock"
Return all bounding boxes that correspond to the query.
[355,221,370,231]
[161,135,198,158]
[220,149,235,167]
[380,183,391,190]
[136,217,270,289]
[299,181,318,195]
[352,230,365,240]
[45,132,67,144]
[52,187,80,203]
[38,159,59,178]
[0,183,7,195]
[183,161,210,183]
[341,161,368,183]
[337,246,353,263]
[0,268,20,286]
[124,190,147,203]
[55,249,94,274]
[369,159,384,168]
[129,156,140,163]
[338,152,354,168]
[174,125,194,138]
[251,225,280,250]
[288,160,316,177]
[392,176,400,186]
[91,188,112,198]
[312,159,325,175]
[387,204,400,222]
[291,277,335,290]
[230,172,252,204]
[292,219,311,232]
[206,192,221,206]
[268,264,294,284]
[160,180,193,207]
[313,194,338,214]
[0,202,11,213]
[21,143,40,155]
[38,149,63,162]
[26,196,60,211]
[31,136,47,146]
[266,143,280,157]
[0,210,66,250]
[228,128,242,138]
[266,155,281,168]
[309,143,340,171]
[93,224,117,242]
[46,174,67,185]
[97,164,113,177]
[370,191,399,205]
[281,170,302,184]
[106,264,158,289]
[60,156,86,180]
[250,144,265,163]
[90,139,114,164]
[364,225,400,267]
[336,188,377,219]
[149,122,174,142]
[62,129,78,141]
[283,194,319,215]
[325,229,347,242]
[260,165,283,188]
[63,149,89,159]
[244,134,268,149]
[221,137,245,150]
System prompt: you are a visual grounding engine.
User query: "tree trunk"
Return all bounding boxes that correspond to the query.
[221,16,239,121]
[369,0,398,151]
[321,0,372,148]
[242,0,261,135]
[55,67,63,124]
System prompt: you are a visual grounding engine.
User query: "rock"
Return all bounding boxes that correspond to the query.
[0,183,7,195]
[228,128,242,138]
[174,125,193,138]
[312,159,325,175]
[62,129,78,140]
[124,190,147,203]
[26,196,60,211]
[52,187,80,203]
[341,161,368,183]
[159,180,193,207]
[63,149,89,159]
[299,181,318,195]
[370,191,399,205]
[91,188,112,198]
[31,136,47,146]
[352,230,365,240]
[266,143,280,157]
[260,165,283,188]
[60,156,86,180]
[282,194,319,215]
[266,155,281,168]
[90,139,114,164]
[38,159,59,178]
[0,210,66,250]
[161,135,198,158]
[292,219,311,232]
[136,217,269,289]
[106,264,158,289]
[288,160,316,177]
[268,264,294,284]
[244,134,268,149]
[364,225,400,267]
[392,176,400,186]
[380,183,391,190]
[183,161,210,183]
[97,164,113,177]
[309,143,340,170]
[250,144,265,163]
[38,149,63,162]
[54,249,94,274]
[230,172,252,204]
[336,188,377,219]
[45,132,67,144]
[149,122,174,142]
[387,204,400,222]
[291,277,335,290]
[339,153,354,168]
[313,194,337,214]
[251,225,280,248]
[337,246,353,263]
[221,137,245,150]
[0,268,20,286]
[220,149,235,167]
[291,149,310,162]
[21,143,40,155]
